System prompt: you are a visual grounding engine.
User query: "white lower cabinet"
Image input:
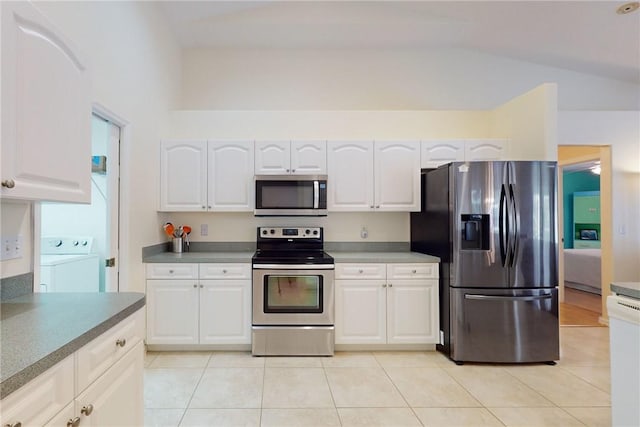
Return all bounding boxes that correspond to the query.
[0,309,144,427]
[145,263,252,346]
[335,263,439,345]
[75,342,144,427]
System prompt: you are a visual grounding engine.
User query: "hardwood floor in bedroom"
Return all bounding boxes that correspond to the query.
[560,287,603,326]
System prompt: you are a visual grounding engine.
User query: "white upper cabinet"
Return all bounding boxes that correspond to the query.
[464,139,509,161]
[328,140,420,212]
[421,139,509,169]
[375,141,420,211]
[208,141,254,211]
[160,140,254,212]
[421,140,466,169]
[1,1,91,202]
[327,141,375,211]
[160,140,208,211]
[255,140,326,175]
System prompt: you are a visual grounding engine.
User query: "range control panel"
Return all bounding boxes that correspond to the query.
[258,227,321,239]
[41,237,95,254]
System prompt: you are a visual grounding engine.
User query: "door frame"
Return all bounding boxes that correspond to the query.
[92,103,130,292]
[557,145,612,324]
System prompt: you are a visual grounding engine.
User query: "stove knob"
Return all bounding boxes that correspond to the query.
[54,240,63,247]
[73,241,79,246]
[305,229,311,235]
[313,230,319,235]
[262,229,268,235]
[270,229,275,234]
[81,241,88,246]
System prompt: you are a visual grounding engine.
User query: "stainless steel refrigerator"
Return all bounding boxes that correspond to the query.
[410,161,559,364]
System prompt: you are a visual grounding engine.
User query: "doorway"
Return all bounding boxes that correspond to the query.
[558,145,613,326]
[38,113,121,292]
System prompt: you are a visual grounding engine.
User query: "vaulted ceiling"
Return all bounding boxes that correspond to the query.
[159,1,640,84]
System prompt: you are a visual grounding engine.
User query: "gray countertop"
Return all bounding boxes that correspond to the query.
[328,251,440,263]
[143,250,439,264]
[1,292,145,399]
[143,251,255,263]
[610,282,640,300]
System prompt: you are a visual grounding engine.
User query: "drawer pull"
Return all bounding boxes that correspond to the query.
[67,417,81,427]
[222,269,227,274]
[168,269,174,274]
[193,284,197,288]
[116,338,126,347]
[412,269,417,274]
[389,283,393,287]
[6,422,22,427]
[81,404,94,416]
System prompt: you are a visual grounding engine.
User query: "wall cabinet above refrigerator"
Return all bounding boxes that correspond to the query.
[421,139,509,169]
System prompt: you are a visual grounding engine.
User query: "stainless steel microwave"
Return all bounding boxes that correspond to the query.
[255,175,327,216]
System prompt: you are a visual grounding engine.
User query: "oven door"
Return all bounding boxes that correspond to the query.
[252,266,334,325]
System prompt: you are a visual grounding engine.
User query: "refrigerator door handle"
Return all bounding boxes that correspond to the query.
[508,183,519,267]
[499,183,508,266]
[464,294,553,302]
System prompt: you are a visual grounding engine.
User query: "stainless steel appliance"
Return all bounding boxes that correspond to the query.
[252,226,335,355]
[254,175,327,216]
[411,161,559,364]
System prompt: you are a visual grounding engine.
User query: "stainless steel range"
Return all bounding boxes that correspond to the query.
[252,226,335,356]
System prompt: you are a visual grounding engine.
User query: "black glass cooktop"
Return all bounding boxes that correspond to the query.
[252,250,334,265]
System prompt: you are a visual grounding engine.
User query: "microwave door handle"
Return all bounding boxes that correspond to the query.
[313,180,319,209]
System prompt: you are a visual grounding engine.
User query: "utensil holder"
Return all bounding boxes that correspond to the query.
[172,237,183,253]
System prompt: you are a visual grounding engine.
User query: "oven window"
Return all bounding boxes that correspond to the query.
[264,275,323,313]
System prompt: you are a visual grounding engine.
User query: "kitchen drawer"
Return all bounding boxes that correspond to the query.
[387,263,438,279]
[0,355,74,427]
[146,263,198,279]
[199,263,251,279]
[76,308,145,393]
[335,263,386,279]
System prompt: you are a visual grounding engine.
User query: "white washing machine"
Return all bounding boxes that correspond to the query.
[40,237,100,292]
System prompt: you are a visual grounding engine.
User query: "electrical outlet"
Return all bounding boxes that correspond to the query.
[14,235,23,258]
[360,226,368,239]
[200,224,208,236]
[0,235,21,260]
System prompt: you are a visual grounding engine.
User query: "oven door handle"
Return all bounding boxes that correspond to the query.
[253,264,335,270]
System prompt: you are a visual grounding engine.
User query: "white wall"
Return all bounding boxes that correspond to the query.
[0,1,182,291]
[181,47,640,111]
[558,111,640,281]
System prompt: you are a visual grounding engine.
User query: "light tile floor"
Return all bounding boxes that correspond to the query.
[144,326,611,426]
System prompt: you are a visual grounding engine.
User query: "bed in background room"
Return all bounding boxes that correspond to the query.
[564,248,602,294]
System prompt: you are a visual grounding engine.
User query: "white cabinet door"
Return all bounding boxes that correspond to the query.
[387,279,439,344]
[421,140,465,169]
[255,140,290,174]
[75,341,143,427]
[159,140,207,211]
[0,356,74,427]
[327,141,375,211]
[208,141,254,211]
[199,280,252,344]
[290,140,327,174]
[375,141,420,211]
[44,401,76,427]
[146,280,199,345]
[465,139,508,161]
[335,279,386,344]
[1,1,91,202]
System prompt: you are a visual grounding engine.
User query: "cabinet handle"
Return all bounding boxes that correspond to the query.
[412,269,417,274]
[286,169,290,173]
[208,205,211,209]
[168,269,174,274]
[202,206,206,209]
[370,205,374,209]
[200,284,204,288]
[67,417,81,427]
[375,205,380,209]
[193,284,197,288]
[389,283,393,287]
[81,404,94,416]
[292,169,296,173]
[6,422,22,427]
[222,269,227,274]
[382,284,387,288]
[116,338,126,347]
[358,269,363,274]
[1,179,15,189]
